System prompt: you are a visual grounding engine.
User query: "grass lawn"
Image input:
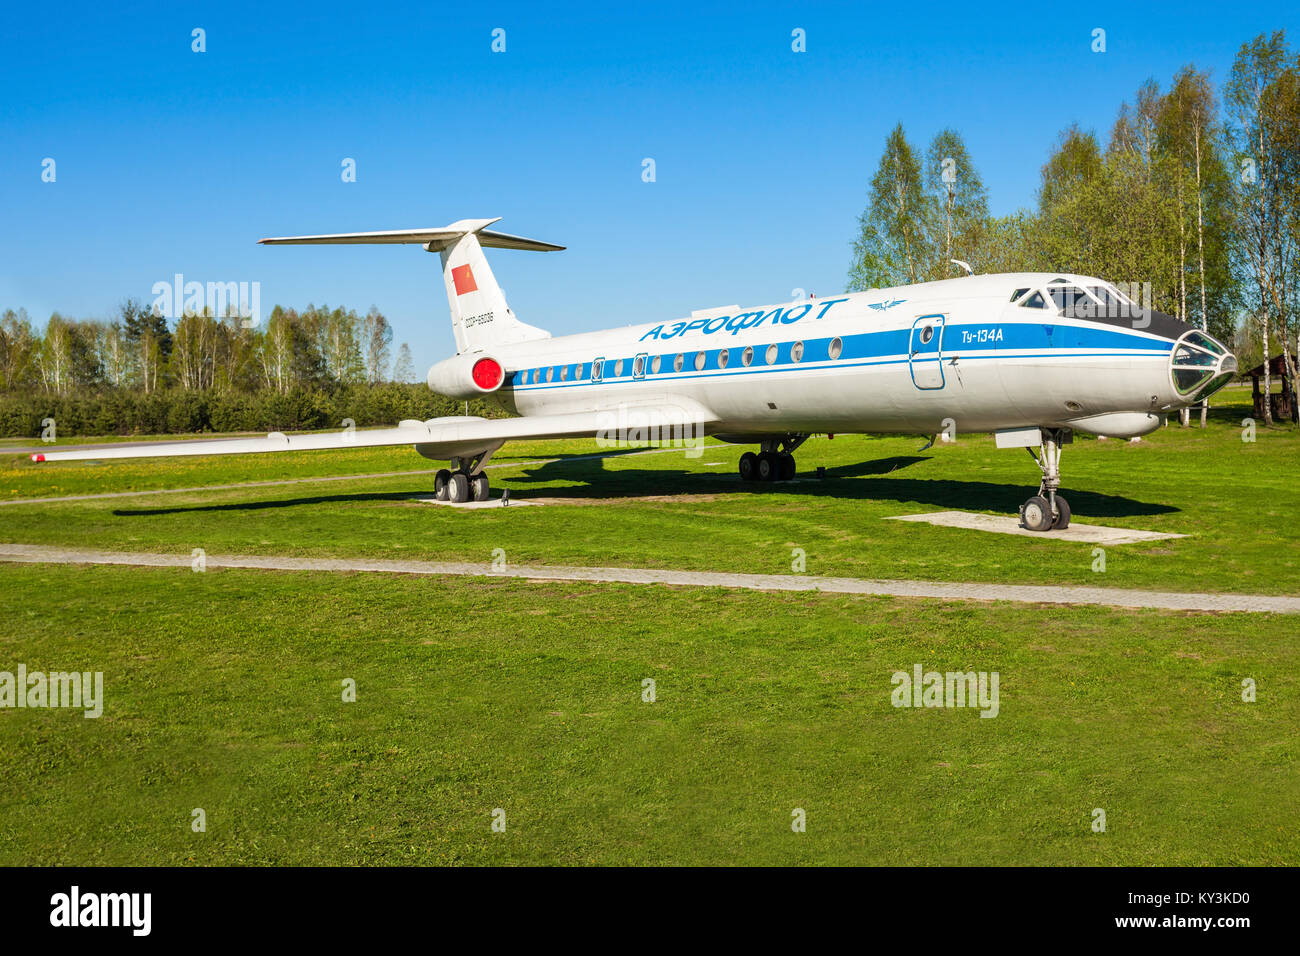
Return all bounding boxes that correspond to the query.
[0,563,1294,866]
[0,392,1295,595]
[0,392,1296,865]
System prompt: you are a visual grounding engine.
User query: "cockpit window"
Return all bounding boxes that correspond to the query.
[1181,330,1227,356]
[1087,286,1125,314]
[1010,287,1030,302]
[1171,331,1235,396]
[1020,291,1048,309]
[1047,285,1093,313]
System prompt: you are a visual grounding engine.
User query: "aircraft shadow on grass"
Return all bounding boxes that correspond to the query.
[112,450,1177,519]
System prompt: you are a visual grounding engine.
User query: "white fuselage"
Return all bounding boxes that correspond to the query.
[478,274,1197,438]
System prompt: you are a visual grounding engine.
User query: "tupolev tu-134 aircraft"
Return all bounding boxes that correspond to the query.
[33,218,1238,531]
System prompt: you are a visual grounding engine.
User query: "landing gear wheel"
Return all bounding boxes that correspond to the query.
[757,452,779,481]
[739,452,758,481]
[447,472,470,503]
[779,454,796,481]
[1021,495,1054,532]
[470,474,490,502]
[1052,495,1071,530]
[434,469,452,501]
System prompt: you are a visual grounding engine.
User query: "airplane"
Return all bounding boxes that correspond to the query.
[31,218,1238,531]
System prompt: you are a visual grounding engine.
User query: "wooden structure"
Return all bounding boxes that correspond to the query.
[1245,354,1297,422]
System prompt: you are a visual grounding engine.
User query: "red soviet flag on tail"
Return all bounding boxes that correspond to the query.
[451,264,478,296]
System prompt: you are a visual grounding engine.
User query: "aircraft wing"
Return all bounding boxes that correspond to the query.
[29,402,718,463]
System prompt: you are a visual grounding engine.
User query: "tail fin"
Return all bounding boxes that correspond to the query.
[260,218,562,353]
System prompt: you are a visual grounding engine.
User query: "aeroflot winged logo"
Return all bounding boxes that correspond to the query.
[868,298,906,311]
[451,264,478,296]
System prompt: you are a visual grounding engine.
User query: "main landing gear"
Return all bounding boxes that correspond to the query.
[1019,427,1072,531]
[434,452,493,503]
[738,434,807,483]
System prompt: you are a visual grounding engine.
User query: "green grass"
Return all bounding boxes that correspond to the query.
[0,392,1295,595]
[0,393,1296,865]
[0,563,1294,866]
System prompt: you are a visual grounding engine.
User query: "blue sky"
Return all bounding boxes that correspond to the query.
[2,1,1296,370]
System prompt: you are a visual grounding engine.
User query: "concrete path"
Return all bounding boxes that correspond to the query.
[0,542,1294,614]
[886,511,1188,545]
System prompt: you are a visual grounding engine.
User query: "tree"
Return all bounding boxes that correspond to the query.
[1160,66,1239,423]
[924,129,988,277]
[171,309,220,390]
[0,308,37,391]
[1036,125,1106,274]
[1225,30,1296,425]
[259,306,296,393]
[37,313,73,395]
[392,343,416,384]
[120,298,172,393]
[968,212,1046,274]
[362,307,393,384]
[308,305,364,385]
[95,321,130,388]
[849,124,931,289]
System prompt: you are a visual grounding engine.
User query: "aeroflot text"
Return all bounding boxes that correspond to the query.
[639,299,849,341]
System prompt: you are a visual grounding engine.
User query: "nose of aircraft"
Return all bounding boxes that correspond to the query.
[1170,327,1235,402]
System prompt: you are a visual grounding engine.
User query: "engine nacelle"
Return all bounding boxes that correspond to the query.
[426,352,505,400]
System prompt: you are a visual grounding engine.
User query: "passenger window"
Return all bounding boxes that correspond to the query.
[614,359,623,377]
[742,346,754,367]
[718,348,729,369]
[765,344,778,365]
[651,355,662,374]
[546,367,554,382]
[791,341,804,363]
[829,336,843,360]
[674,353,684,372]
[694,351,706,371]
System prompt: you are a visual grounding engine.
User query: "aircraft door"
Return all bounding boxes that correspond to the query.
[908,314,946,389]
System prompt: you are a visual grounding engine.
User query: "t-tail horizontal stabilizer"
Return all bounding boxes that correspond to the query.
[259,218,562,353]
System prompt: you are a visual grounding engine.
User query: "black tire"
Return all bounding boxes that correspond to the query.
[1052,495,1071,530]
[757,452,778,481]
[434,469,452,501]
[470,474,490,502]
[1021,495,1053,532]
[738,452,758,481]
[779,454,796,481]
[447,473,470,503]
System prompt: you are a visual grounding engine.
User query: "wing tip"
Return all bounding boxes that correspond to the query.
[30,453,45,462]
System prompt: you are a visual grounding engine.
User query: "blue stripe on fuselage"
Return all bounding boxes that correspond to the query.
[503,321,1171,391]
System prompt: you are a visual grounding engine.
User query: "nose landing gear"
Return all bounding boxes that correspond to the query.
[1019,428,1072,531]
